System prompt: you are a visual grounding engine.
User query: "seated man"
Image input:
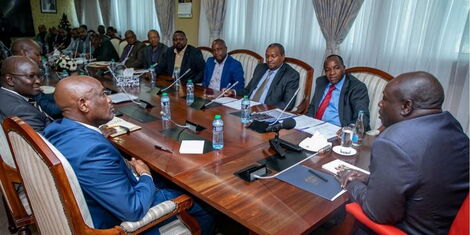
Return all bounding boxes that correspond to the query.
[11,38,61,117]
[162,30,205,83]
[97,25,110,40]
[306,55,370,130]
[340,72,469,234]
[90,33,119,62]
[43,76,214,234]
[0,56,52,132]
[202,39,244,91]
[120,30,145,69]
[143,30,168,70]
[64,25,92,57]
[225,43,299,110]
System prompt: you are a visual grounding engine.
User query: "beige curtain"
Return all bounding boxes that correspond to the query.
[98,0,111,26]
[312,0,364,57]
[155,0,175,46]
[203,0,227,43]
[74,0,83,25]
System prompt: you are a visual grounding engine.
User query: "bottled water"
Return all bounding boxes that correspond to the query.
[173,69,180,90]
[186,80,194,105]
[240,95,251,123]
[212,115,224,149]
[160,93,171,120]
[149,67,156,84]
[352,110,365,146]
[110,59,116,72]
[59,69,69,79]
[41,56,49,77]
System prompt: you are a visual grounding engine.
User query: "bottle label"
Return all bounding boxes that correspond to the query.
[213,126,223,132]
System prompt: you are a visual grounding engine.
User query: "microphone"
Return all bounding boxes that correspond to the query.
[107,66,150,108]
[161,68,191,92]
[266,118,296,132]
[202,81,239,109]
[159,111,190,129]
[268,87,300,125]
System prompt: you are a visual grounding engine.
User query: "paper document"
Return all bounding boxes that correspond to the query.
[109,93,138,103]
[223,99,260,110]
[322,159,370,175]
[294,115,324,130]
[301,122,340,139]
[251,108,296,122]
[179,140,205,154]
[104,117,141,137]
[213,97,238,104]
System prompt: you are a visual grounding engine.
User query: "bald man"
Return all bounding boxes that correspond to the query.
[0,56,51,131]
[307,55,370,130]
[42,76,214,234]
[339,72,469,234]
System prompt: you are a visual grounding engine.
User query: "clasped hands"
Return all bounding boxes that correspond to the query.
[337,169,368,188]
[128,157,151,176]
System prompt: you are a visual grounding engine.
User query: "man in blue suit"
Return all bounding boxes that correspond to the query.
[43,76,214,234]
[202,39,244,90]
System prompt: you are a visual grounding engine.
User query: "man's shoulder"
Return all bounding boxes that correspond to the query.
[0,89,29,108]
[134,41,146,49]
[281,63,299,76]
[345,73,367,88]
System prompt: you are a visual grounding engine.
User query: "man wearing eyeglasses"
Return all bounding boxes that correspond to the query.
[0,56,51,132]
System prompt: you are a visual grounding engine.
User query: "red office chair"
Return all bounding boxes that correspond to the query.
[345,194,469,235]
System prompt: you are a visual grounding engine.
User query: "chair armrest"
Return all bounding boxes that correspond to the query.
[119,194,199,234]
[345,202,406,235]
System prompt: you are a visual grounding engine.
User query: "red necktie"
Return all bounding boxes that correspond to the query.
[314,85,336,120]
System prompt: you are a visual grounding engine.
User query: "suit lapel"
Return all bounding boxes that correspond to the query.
[220,56,231,87]
[265,64,286,100]
[338,74,351,126]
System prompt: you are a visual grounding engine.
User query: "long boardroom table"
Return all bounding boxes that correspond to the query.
[52,73,373,235]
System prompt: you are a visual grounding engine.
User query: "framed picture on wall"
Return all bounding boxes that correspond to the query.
[40,0,57,13]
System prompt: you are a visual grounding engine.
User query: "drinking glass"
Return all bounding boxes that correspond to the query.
[340,126,354,154]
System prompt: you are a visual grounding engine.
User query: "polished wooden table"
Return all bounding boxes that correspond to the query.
[95,76,373,234]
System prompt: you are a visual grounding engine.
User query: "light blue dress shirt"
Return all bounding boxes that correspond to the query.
[319,74,346,126]
[250,64,282,103]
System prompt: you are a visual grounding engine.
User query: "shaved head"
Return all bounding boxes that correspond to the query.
[11,38,42,65]
[55,76,114,126]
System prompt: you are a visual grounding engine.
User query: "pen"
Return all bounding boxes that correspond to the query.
[308,169,328,182]
[154,144,173,153]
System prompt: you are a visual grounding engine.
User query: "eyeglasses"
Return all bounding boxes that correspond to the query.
[9,73,43,80]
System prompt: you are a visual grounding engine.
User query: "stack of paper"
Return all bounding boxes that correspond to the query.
[322,159,370,175]
[109,93,138,103]
[104,117,141,137]
[294,115,340,140]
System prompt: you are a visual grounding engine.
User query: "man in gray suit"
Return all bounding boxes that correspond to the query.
[0,56,51,132]
[120,30,145,69]
[142,30,167,71]
[225,43,299,110]
[339,72,468,234]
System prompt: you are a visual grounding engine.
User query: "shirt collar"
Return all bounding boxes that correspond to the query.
[213,55,228,65]
[269,63,284,73]
[1,87,30,102]
[174,45,188,55]
[330,74,346,90]
[75,120,102,133]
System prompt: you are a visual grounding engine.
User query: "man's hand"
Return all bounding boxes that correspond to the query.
[129,158,151,176]
[337,169,368,188]
[99,125,117,138]
[222,89,235,97]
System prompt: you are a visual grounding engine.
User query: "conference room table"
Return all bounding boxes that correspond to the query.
[45,72,373,234]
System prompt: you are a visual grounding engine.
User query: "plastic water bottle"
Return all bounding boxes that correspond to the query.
[149,67,156,85]
[110,59,116,72]
[59,69,69,79]
[186,80,194,105]
[352,110,365,146]
[161,93,171,120]
[212,115,224,149]
[240,96,251,123]
[41,57,49,77]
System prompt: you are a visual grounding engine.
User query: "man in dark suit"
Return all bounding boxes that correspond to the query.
[43,75,214,234]
[0,56,51,132]
[142,30,167,70]
[120,30,145,68]
[202,39,244,91]
[162,30,205,83]
[307,55,370,130]
[90,33,119,62]
[339,72,469,234]
[225,43,299,110]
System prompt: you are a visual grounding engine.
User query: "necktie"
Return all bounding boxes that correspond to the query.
[28,99,53,121]
[251,70,274,102]
[314,85,336,120]
[120,45,134,63]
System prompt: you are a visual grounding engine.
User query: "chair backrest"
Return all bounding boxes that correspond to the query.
[449,194,469,235]
[197,46,213,62]
[110,37,121,57]
[4,117,96,235]
[345,67,393,130]
[228,49,263,86]
[143,40,150,46]
[285,57,314,114]
[118,40,128,58]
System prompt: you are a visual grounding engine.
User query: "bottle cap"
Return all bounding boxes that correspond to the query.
[162,92,168,96]
[111,59,115,62]
[214,114,221,119]
[188,80,192,83]
[79,72,85,75]
[243,95,248,99]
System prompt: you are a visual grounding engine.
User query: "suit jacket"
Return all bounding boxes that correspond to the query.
[43,118,156,229]
[0,88,50,132]
[347,112,469,234]
[236,63,299,110]
[92,39,119,62]
[33,92,62,119]
[306,74,370,130]
[122,41,146,69]
[163,45,205,83]
[202,55,244,90]
[142,43,168,70]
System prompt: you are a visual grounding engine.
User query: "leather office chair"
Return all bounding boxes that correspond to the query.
[3,117,200,235]
[118,40,128,58]
[228,49,263,86]
[345,194,469,235]
[197,46,213,62]
[110,37,121,57]
[0,122,33,234]
[345,67,393,130]
[285,57,314,114]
